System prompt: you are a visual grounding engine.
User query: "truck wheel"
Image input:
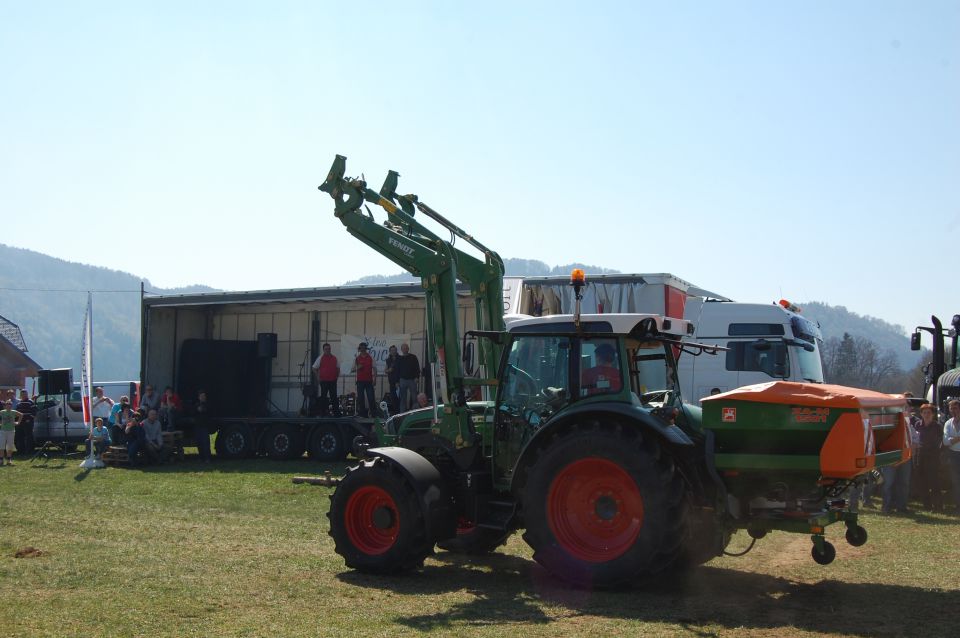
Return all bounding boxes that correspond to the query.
[265,423,305,460]
[521,423,686,588]
[214,422,253,459]
[438,521,512,555]
[308,424,345,462]
[327,457,432,573]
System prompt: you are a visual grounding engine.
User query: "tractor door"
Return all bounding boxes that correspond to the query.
[492,334,572,483]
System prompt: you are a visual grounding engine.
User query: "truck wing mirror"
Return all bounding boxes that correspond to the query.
[910,332,921,351]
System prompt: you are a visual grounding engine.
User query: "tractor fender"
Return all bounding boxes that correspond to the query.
[509,402,694,495]
[365,446,456,542]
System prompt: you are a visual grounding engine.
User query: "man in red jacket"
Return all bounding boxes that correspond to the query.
[351,342,377,418]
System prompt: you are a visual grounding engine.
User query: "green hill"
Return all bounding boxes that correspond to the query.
[0,244,215,381]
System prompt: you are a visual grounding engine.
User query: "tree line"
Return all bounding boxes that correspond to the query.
[820,332,927,395]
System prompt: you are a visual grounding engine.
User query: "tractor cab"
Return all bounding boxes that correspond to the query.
[491,313,700,482]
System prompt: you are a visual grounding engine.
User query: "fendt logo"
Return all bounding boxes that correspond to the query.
[388,237,415,257]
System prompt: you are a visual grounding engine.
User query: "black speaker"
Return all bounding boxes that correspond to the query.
[257,333,278,358]
[39,368,73,395]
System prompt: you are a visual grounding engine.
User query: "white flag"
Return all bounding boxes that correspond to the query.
[80,293,93,429]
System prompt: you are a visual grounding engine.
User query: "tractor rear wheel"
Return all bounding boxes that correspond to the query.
[521,423,686,588]
[328,457,433,573]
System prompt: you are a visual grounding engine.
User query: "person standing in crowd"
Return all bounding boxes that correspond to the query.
[942,399,960,514]
[385,345,400,410]
[0,399,22,466]
[87,417,111,459]
[140,385,161,413]
[914,403,943,511]
[159,386,181,432]
[882,393,918,514]
[312,343,341,417]
[351,342,376,418]
[14,389,36,456]
[397,343,420,411]
[91,387,115,431]
[193,389,212,464]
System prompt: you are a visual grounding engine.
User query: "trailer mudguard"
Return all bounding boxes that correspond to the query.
[364,446,457,542]
[509,402,694,494]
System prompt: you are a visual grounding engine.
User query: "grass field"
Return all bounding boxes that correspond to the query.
[2,453,957,638]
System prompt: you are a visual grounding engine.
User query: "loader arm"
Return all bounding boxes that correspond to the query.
[319,155,503,450]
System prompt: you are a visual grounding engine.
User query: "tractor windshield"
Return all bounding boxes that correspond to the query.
[499,335,572,425]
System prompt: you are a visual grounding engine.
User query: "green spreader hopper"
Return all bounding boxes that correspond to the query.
[701,381,912,564]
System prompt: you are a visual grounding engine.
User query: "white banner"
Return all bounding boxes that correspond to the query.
[341,334,412,375]
[80,292,94,428]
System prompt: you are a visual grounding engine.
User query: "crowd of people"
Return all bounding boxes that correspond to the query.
[0,385,212,467]
[856,395,960,515]
[311,341,429,418]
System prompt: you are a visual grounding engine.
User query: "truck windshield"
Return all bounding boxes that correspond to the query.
[791,341,825,383]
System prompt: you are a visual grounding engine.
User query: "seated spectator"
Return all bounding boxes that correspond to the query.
[417,392,430,409]
[159,386,182,432]
[111,398,134,444]
[87,418,112,459]
[125,416,145,466]
[91,387,115,431]
[139,385,161,413]
[141,409,165,463]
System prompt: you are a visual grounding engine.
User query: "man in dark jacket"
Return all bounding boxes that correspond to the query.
[397,343,420,411]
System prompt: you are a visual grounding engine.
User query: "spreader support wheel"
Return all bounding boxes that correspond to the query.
[811,539,836,565]
[845,524,868,547]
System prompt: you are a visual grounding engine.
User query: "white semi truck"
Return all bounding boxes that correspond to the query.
[507,274,824,402]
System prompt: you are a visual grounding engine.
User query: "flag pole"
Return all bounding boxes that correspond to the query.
[80,292,104,469]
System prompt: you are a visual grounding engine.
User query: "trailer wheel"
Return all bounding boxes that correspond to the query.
[521,422,687,588]
[264,423,305,460]
[328,457,432,573]
[438,521,512,555]
[308,424,345,462]
[214,422,253,459]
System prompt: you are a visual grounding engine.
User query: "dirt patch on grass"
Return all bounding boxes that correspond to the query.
[14,547,44,558]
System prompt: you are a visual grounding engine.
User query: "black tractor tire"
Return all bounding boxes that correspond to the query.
[327,457,433,573]
[264,423,305,460]
[520,421,687,588]
[438,526,512,555]
[308,424,346,462]
[214,422,253,459]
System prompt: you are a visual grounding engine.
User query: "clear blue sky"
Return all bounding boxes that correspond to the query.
[2,1,957,336]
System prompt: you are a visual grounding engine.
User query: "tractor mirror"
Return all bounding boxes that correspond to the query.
[910,332,921,351]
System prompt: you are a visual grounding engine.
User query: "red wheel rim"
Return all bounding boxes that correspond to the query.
[455,516,478,536]
[344,486,400,555]
[547,457,644,562]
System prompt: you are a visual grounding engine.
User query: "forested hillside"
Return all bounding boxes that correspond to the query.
[0,244,215,380]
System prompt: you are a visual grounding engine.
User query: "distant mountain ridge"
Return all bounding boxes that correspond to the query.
[0,244,918,383]
[0,244,216,380]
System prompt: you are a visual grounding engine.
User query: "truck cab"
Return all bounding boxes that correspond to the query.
[678,299,824,402]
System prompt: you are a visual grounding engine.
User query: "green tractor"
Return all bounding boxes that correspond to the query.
[319,156,910,587]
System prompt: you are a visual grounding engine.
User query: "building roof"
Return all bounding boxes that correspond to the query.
[0,315,28,352]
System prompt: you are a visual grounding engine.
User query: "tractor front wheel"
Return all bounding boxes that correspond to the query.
[328,457,432,573]
[521,423,686,588]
